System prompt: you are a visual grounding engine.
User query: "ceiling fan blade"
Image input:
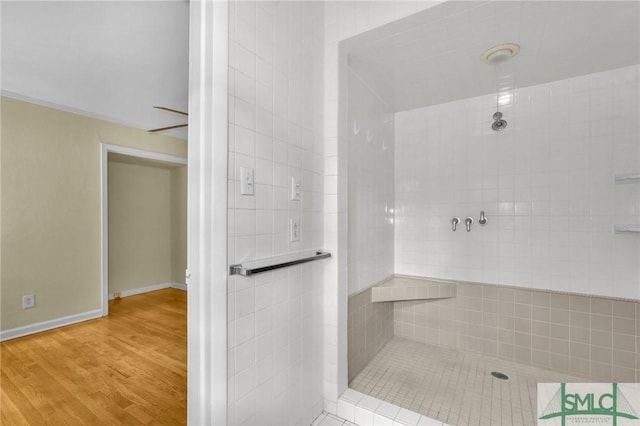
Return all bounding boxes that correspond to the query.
[147,123,188,133]
[153,106,188,116]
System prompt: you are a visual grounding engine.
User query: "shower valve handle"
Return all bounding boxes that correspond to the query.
[479,211,487,225]
[465,217,473,232]
[451,217,460,232]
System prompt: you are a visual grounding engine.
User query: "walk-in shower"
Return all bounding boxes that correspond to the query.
[342,1,640,425]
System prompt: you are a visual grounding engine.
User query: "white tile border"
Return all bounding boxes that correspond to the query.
[395,408,421,426]
[337,399,357,423]
[337,390,449,426]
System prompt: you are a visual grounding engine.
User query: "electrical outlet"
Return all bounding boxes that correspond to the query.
[290,218,300,242]
[22,294,35,309]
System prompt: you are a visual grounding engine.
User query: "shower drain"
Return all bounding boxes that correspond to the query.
[491,371,509,380]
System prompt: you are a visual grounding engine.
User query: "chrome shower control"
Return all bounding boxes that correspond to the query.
[465,217,473,232]
[479,211,487,225]
[451,217,460,232]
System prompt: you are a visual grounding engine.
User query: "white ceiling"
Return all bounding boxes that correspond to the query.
[5,1,638,131]
[1,1,189,139]
[344,1,640,112]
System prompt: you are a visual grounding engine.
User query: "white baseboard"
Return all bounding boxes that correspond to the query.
[109,282,187,299]
[0,309,103,342]
[171,282,187,291]
[1,284,188,342]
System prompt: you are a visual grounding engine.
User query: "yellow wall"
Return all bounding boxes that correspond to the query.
[108,161,172,293]
[0,97,187,331]
[171,166,187,284]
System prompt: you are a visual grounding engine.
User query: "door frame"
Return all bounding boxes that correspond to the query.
[186,1,229,423]
[100,143,187,316]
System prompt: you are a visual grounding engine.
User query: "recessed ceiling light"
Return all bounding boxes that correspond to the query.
[481,43,520,65]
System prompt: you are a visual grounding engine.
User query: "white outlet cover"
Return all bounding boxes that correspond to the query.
[22,294,35,309]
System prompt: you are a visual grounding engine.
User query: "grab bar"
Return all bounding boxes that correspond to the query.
[229,250,331,277]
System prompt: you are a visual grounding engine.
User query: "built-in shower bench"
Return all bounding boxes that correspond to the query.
[371,275,457,303]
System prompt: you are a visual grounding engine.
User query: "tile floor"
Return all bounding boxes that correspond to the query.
[349,337,583,426]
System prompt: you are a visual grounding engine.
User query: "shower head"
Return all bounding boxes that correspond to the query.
[491,111,507,131]
[481,43,518,132]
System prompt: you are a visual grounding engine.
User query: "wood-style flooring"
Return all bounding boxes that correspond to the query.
[1,288,186,425]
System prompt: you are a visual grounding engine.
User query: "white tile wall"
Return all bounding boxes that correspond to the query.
[228,1,325,424]
[324,0,443,411]
[394,65,640,300]
[347,68,395,295]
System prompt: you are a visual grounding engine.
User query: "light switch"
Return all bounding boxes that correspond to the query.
[290,218,300,242]
[291,177,301,201]
[240,167,254,195]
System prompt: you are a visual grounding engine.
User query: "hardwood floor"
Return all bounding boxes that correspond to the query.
[1,289,186,425]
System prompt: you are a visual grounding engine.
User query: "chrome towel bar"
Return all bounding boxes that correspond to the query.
[229,250,331,277]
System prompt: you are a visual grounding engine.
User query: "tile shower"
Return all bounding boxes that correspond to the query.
[394,65,640,298]
[343,2,640,425]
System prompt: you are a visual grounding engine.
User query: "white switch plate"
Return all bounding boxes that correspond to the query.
[290,218,300,242]
[240,167,254,195]
[290,177,301,201]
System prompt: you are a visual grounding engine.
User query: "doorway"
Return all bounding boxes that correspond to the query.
[100,144,187,315]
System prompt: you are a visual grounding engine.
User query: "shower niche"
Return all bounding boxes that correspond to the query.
[614,173,640,233]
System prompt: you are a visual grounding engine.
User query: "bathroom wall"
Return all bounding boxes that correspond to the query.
[394,280,639,382]
[347,288,394,382]
[395,65,640,300]
[227,1,325,425]
[345,65,396,386]
[323,1,441,408]
[347,68,395,296]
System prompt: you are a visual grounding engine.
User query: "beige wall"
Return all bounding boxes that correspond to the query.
[348,287,394,383]
[0,97,187,331]
[170,166,187,284]
[108,161,172,293]
[394,281,639,382]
